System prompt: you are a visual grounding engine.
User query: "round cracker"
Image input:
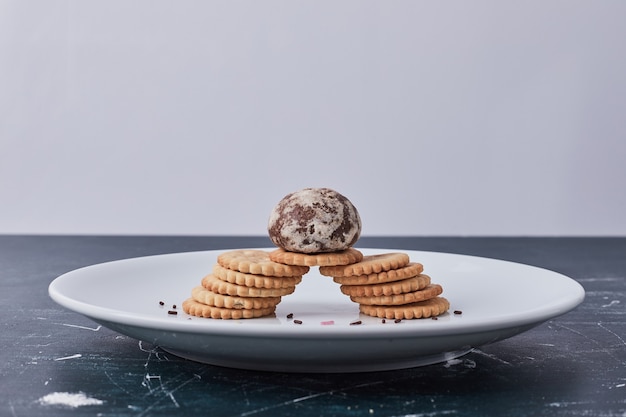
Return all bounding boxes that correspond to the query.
[332,262,424,285]
[182,298,275,319]
[217,249,309,277]
[359,297,450,320]
[339,274,431,297]
[350,284,443,306]
[191,286,281,309]
[319,252,410,277]
[269,248,363,267]
[212,264,302,288]
[202,274,297,298]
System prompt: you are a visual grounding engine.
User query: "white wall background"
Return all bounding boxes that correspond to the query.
[1,1,625,236]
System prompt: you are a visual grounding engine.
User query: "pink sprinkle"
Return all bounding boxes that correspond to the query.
[320,320,335,325]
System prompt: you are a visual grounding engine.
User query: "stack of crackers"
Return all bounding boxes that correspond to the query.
[319,252,450,320]
[182,250,309,319]
[183,248,450,321]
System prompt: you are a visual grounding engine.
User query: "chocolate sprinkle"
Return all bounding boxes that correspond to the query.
[167,310,178,315]
[159,301,165,306]
[287,313,294,319]
[394,319,402,323]
[350,320,362,326]
[294,319,303,324]
[454,310,463,315]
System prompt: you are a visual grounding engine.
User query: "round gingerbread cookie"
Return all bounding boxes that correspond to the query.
[267,188,362,253]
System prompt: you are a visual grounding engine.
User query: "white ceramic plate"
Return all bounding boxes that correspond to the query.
[49,248,585,373]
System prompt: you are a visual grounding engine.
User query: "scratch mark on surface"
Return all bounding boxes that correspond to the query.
[238,392,331,416]
[54,354,82,361]
[471,349,511,365]
[104,371,134,396]
[464,359,477,368]
[554,323,590,340]
[547,400,595,408]
[554,322,625,366]
[142,374,163,394]
[237,380,386,416]
[578,277,623,282]
[138,340,150,353]
[601,300,621,308]
[443,358,477,368]
[239,383,252,406]
[388,411,458,417]
[61,323,102,332]
[138,341,154,368]
[25,342,54,348]
[137,374,201,416]
[138,341,170,369]
[597,322,626,348]
[443,358,463,367]
[134,341,199,414]
[167,391,180,408]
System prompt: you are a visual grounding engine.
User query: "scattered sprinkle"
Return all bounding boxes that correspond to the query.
[158,301,165,306]
[293,319,303,325]
[394,319,402,323]
[167,310,178,315]
[172,304,177,309]
[381,319,386,324]
[287,313,294,319]
[432,317,438,320]
[321,320,335,325]
[454,310,463,315]
[350,320,362,326]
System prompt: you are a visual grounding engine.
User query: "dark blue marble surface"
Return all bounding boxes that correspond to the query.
[1,236,624,416]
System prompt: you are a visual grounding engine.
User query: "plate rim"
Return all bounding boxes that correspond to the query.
[48,247,586,339]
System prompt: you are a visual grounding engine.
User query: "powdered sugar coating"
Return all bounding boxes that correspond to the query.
[268,188,361,253]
